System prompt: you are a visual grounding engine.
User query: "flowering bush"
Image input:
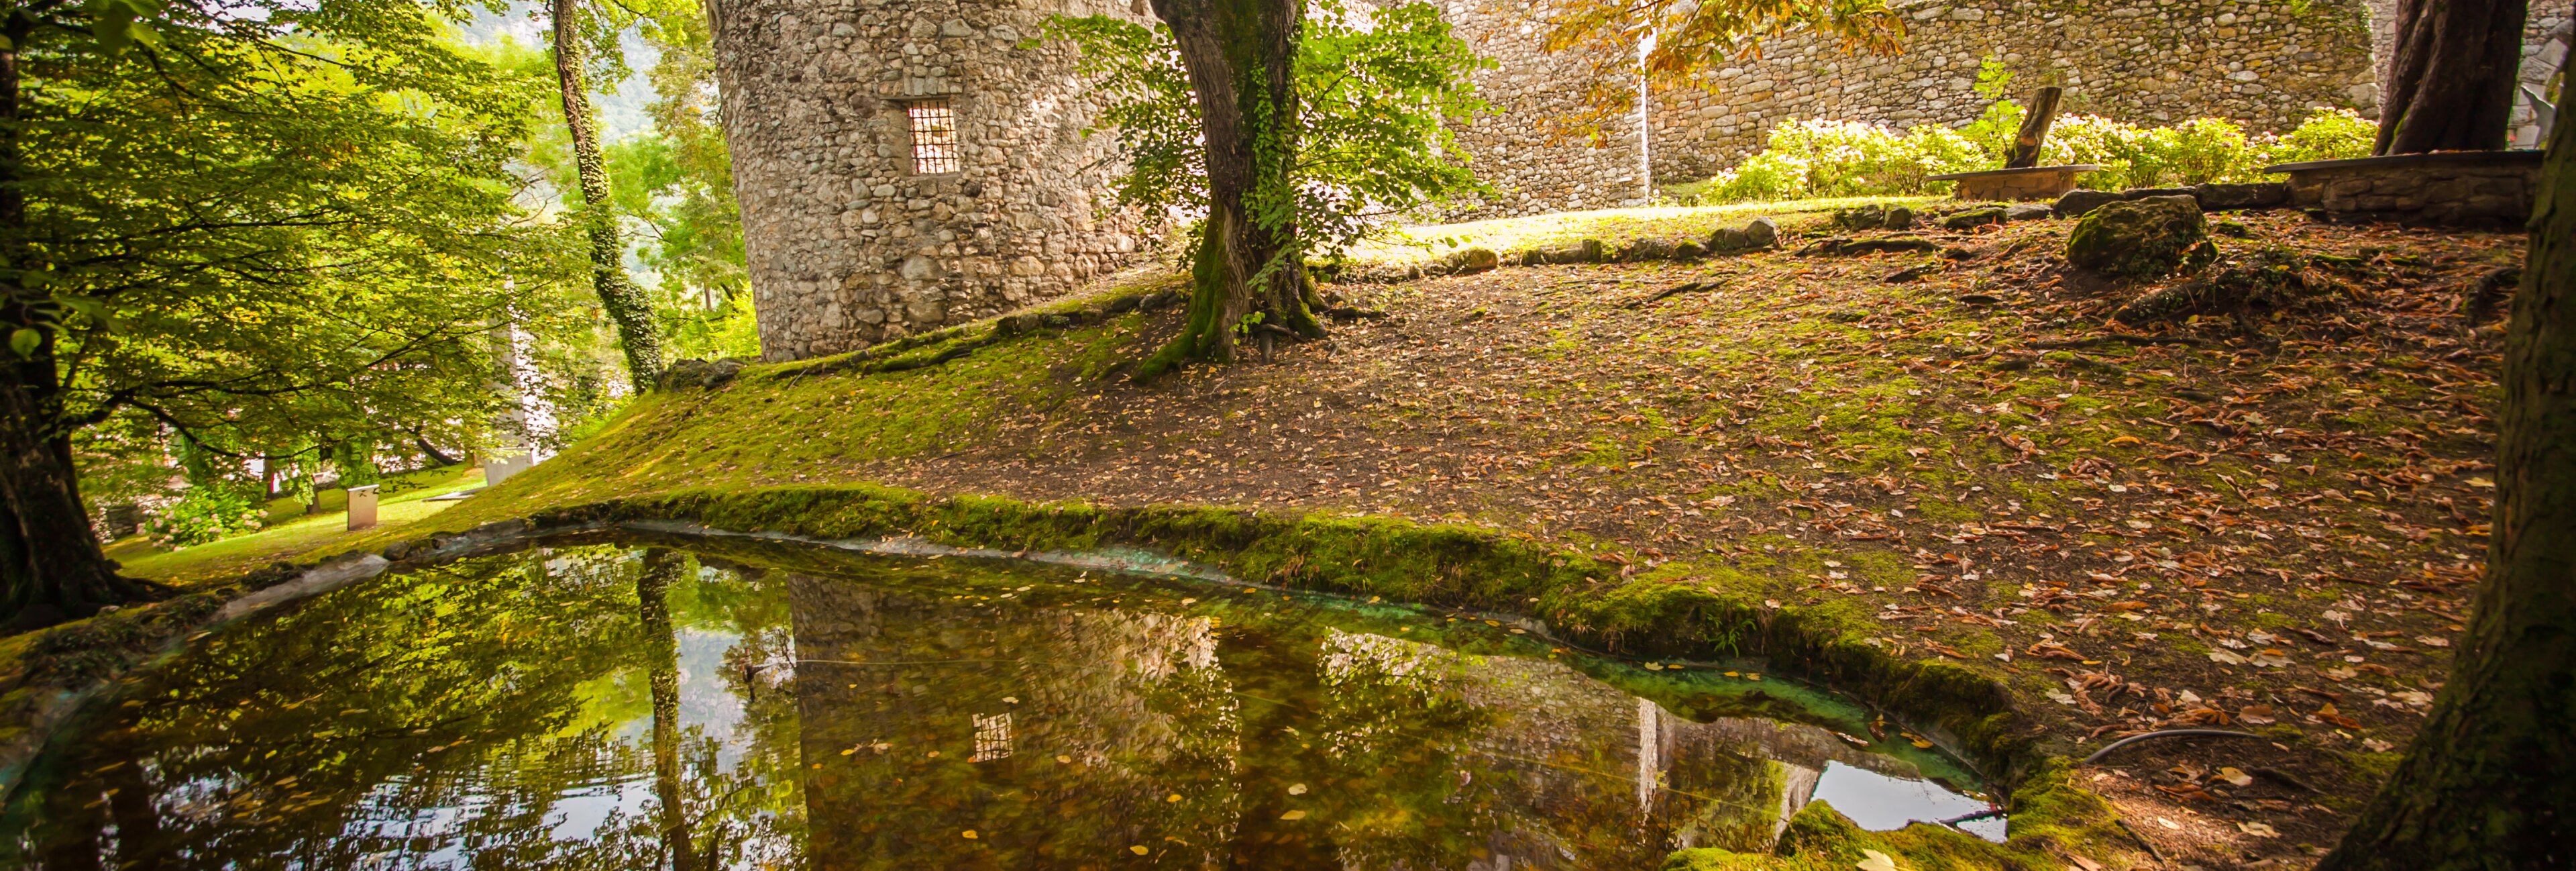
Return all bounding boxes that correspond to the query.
[1689,107,2375,203]
[146,486,265,547]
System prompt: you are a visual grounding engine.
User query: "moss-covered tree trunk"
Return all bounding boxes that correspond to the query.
[2373,0,2528,155]
[1138,0,1323,379]
[551,0,663,393]
[2316,85,2576,870]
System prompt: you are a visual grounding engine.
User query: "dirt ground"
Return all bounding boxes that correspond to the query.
[399,205,2526,869]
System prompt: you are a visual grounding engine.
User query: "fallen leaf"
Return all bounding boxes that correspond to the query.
[962,830,979,839]
[2208,650,2249,665]
[2237,705,2278,725]
[1130,845,1150,855]
[1288,783,1308,795]
[2238,821,2278,837]
[1279,810,1308,821]
[2216,766,2253,787]
[1856,848,1902,871]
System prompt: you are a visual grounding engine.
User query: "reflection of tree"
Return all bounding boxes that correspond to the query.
[641,548,702,871]
[3,546,806,870]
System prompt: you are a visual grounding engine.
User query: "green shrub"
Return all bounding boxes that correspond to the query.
[1687,107,2375,203]
[148,485,266,547]
[2255,107,2375,166]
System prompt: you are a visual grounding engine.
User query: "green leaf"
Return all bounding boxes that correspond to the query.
[55,294,121,334]
[9,328,38,359]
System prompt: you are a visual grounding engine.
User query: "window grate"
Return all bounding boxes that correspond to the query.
[906,99,961,175]
[971,711,1012,762]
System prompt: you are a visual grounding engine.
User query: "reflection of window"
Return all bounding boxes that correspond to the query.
[971,712,1012,762]
[906,99,961,174]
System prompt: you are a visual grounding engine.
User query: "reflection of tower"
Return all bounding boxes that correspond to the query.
[786,572,1239,870]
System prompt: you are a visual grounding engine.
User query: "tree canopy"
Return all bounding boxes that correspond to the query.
[3,0,595,624]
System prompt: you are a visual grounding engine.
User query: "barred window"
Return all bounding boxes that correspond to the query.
[906,99,961,175]
[971,712,1012,762]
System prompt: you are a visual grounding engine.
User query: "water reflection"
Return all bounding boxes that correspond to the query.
[3,542,1998,869]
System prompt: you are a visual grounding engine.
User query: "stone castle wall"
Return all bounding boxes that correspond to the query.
[719,0,2571,360]
[712,0,1155,362]
[1442,0,1652,215]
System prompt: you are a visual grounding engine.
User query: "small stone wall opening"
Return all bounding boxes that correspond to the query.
[904,99,961,175]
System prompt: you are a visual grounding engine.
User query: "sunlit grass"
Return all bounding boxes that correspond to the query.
[1340,196,1943,269]
[110,464,486,587]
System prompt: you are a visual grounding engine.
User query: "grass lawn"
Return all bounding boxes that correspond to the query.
[1339,197,1941,271]
[107,463,489,588]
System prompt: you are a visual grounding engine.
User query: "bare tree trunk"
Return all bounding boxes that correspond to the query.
[2375,0,2529,154]
[551,0,664,393]
[2317,83,2576,870]
[1136,0,1321,380]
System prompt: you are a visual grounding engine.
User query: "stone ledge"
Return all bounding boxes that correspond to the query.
[2265,150,2544,227]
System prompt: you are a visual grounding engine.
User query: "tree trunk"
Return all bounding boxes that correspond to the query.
[2003,87,2062,169]
[551,0,664,394]
[1137,0,1322,380]
[638,549,704,871]
[2375,0,2528,154]
[2316,86,2576,870]
[0,13,156,631]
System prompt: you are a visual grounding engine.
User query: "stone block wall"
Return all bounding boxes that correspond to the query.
[1638,0,2381,182]
[712,0,1153,362]
[1441,0,1653,216]
[2279,152,2543,226]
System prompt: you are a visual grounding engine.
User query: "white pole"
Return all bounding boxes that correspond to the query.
[1638,30,1654,205]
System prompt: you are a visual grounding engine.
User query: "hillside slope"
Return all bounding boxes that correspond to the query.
[416,207,2519,868]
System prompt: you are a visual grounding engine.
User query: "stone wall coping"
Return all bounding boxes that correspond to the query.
[1927,165,2105,181]
[2263,150,2546,174]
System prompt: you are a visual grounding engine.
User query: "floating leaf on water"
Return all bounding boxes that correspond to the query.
[1279,810,1307,821]
[961,830,977,839]
[1130,846,1150,855]
[1287,783,1307,795]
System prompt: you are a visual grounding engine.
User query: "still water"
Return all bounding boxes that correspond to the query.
[4,537,2002,869]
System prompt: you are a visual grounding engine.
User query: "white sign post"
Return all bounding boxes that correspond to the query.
[346,484,379,531]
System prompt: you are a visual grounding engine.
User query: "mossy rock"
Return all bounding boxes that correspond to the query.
[2063,195,2214,277]
[2111,244,2334,325]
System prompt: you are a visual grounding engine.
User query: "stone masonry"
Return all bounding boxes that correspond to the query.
[719,0,2569,360]
[712,0,1153,362]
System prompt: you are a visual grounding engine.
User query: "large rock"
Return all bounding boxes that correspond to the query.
[1709,227,1751,251]
[2054,189,2124,217]
[1525,238,1605,264]
[1882,206,1916,230]
[2193,182,2291,210]
[1743,217,1780,249]
[2004,203,2055,221]
[2065,195,2214,277]
[1941,207,2006,230]
[657,358,745,391]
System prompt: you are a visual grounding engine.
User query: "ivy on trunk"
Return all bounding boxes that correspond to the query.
[1139,0,1324,378]
[552,0,665,393]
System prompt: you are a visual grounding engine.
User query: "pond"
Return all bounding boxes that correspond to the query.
[3,537,2004,869]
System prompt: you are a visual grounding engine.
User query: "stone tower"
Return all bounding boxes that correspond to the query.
[712,0,1153,362]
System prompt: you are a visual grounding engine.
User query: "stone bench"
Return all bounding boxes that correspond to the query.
[1927,165,2104,201]
[2263,150,2543,227]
